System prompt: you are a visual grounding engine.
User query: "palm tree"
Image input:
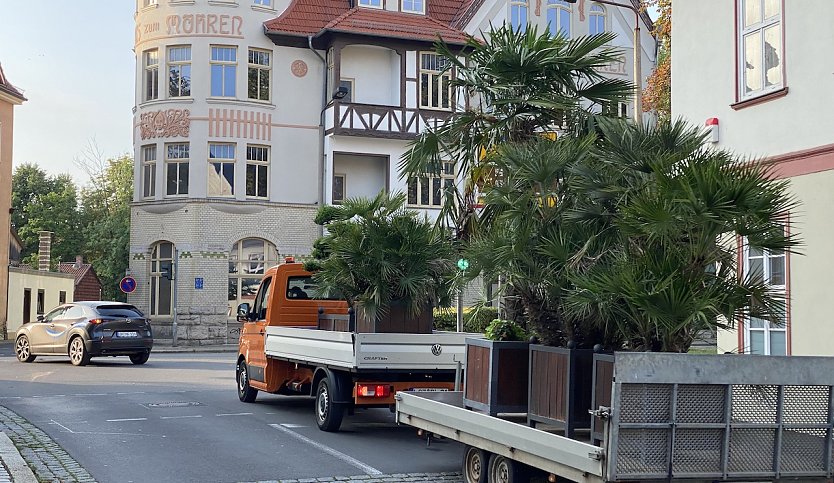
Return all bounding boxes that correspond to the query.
[400,24,634,238]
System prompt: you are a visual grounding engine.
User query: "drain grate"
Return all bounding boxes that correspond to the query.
[143,401,203,408]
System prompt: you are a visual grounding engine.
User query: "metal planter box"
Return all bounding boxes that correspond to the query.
[463,338,530,416]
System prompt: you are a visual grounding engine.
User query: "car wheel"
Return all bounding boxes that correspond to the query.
[463,445,489,483]
[15,336,36,363]
[488,454,521,483]
[236,360,258,403]
[129,352,150,365]
[68,336,90,366]
[315,377,344,432]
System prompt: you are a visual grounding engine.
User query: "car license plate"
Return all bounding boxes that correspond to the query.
[117,331,139,338]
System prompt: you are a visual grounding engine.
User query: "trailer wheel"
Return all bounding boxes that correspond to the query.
[236,360,258,403]
[488,454,521,483]
[315,377,345,432]
[462,445,489,483]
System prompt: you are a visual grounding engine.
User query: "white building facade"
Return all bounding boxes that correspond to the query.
[130,0,654,344]
[672,0,834,356]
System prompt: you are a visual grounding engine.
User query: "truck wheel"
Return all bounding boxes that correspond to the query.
[237,360,258,403]
[463,445,489,483]
[315,377,344,432]
[488,454,521,483]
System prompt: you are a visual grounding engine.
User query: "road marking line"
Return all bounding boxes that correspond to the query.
[50,420,75,434]
[280,423,305,428]
[106,418,147,422]
[160,415,203,420]
[75,393,107,397]
[269,424,382,475]
[215,412,252,417]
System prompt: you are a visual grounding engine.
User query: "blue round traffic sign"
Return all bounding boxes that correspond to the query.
[120,276,137,294]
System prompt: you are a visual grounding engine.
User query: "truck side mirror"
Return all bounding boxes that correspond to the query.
[237,303,251,322]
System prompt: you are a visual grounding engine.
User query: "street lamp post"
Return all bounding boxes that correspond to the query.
[567,0,644,126]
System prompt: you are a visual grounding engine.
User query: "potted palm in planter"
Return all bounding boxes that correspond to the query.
[304,192,456,333]
[463,319,530,416]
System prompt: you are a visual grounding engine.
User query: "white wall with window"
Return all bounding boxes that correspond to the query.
[358,0,383,8]
[245,145,269,199]
[210,46,237,98]
[248,49,271,101]
[547,0,572,38]
[510,0,528,32]
[208,143,235,197]
[401,0,425,14]
[743,242,787,355]
[738,0,782,100]
[332,153,388,201]
[165,143,189,196]
[150,241,175,317]
[143,49,159,101]
[142,145,157,199]
[339,45,401,107]
[589,4,606,35]
[420,53,452,110]
[228,238,279,307]
[407,162,454,208]
[168,46,191,98]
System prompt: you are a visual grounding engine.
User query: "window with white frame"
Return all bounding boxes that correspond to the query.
[420,53,452,110]
[228,238,278,304]
[589,4,606,35]
[402,0,424,14]
[150,241,174,316]
[358,0,382,7]
[738,0,782,99]
[141,0,158,8]
[168,46,191,97]
[510,0,528,32]
[248,49,271,101]
[253,0,272,6]
[744,242,787,355]
[332,174,345,203]
[547,0,571,38]
[142,145,157,198]
[339,78,354,103]
[211,46,237,97]
[165,143,189,196]
[144,49,159,101]
[246,145,269,199]
[208,143,235,197]
[407,162,455,207]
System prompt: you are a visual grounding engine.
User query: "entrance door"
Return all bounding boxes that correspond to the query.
[23,289,31,325]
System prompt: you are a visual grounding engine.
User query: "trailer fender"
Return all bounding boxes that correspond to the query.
[312,368,352,404]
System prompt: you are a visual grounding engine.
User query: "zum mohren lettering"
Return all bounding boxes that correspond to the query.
[167,14,243,36]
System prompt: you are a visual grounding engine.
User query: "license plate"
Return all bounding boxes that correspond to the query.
[410,388,449,392]
[117,331,139,338]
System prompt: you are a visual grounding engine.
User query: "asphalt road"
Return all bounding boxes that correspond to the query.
[0,346,463,483]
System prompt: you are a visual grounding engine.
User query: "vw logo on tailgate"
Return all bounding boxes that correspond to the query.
[431,344,442,356]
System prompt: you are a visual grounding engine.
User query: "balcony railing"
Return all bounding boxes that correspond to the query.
[325,102,453,140]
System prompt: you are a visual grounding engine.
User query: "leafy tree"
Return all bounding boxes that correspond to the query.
[79,155,133,301]
[11,164,82,268]
[642,0,671,122]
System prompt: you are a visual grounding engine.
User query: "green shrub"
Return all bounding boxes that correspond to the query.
[484,319,528,342]
[433,306,497,333]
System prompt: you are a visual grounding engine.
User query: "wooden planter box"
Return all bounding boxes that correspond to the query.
[354,304,432,334]
[590,352,615,446]
[527,345,595,438]
[463,338,530,416]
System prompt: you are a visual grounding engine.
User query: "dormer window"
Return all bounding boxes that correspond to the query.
[402,0,425,14]
[358,0,383,8]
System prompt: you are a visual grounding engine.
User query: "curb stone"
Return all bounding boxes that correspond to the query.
[0,406,97,483]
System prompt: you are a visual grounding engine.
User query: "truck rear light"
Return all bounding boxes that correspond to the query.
[357,384,391,398]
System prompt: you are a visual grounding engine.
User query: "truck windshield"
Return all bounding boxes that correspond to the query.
[286,276,340,300]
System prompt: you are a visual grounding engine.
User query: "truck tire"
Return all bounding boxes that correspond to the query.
[488,454,521,483]
[463,445,489,483]
[315,377,345,432]
[237,360,258,403]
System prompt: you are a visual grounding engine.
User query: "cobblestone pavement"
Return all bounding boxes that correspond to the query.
[0,404,461,483]
[0,406,96,483]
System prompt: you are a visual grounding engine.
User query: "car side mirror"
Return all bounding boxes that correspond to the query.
[237,303,251,322]
[36,315,45,323]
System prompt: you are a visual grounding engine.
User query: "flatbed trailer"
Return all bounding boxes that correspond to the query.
[396,352,834,483]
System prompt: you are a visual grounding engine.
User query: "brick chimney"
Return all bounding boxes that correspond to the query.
[74,255,83,269]
[38,231,53,271]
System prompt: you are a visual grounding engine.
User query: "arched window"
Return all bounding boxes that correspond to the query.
[228,238,279,305]
[590,4,606,35]
[547,0,572,38]
[150,241,174,316]
[510,0,528,32]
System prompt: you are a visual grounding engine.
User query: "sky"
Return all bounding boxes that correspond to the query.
[0,1,135,186]
[0,2,658,187]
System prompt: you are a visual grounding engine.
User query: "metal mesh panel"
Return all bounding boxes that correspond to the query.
[732,385,777,424]
[783,385,829,425]
[671,428,724,475]
[616,429,670,476]
[620,384,672,423]
[780,428,827,473]
[728,428,775,473]
[677,385,726,424]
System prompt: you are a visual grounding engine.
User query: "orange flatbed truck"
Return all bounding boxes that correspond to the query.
[235,261,475,432]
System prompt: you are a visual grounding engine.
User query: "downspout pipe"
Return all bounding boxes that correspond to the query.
[309,35,328,237]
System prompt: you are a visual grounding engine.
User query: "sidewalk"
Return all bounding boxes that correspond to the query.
[151,341,238,353]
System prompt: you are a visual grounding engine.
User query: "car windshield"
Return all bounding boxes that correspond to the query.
[95,305,145,318]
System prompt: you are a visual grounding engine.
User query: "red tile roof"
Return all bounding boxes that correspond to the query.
[265,0,471,45]
[0,63,26,102]
[58,262,94,286]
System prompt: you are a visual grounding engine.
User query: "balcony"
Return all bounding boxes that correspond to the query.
[325,102,452,140]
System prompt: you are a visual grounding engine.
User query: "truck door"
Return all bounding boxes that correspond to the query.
[241,276,271,384]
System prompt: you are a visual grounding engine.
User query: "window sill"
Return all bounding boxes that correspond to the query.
[251,5,276,13]
[206,97,276,110]
[406,205,442,210]
[207,0,238,6]
[731,87,789,111]
[138,98,195,110]
[169,0,195,4]
[139,4,159,13]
